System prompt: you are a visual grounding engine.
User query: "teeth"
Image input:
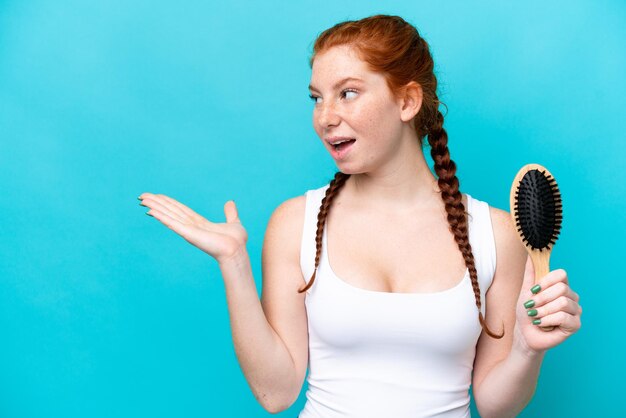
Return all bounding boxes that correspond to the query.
[331,139,354,145]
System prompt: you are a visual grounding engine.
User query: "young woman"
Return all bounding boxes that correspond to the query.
[138,14,582,418]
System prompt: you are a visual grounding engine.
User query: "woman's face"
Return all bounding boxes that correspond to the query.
[308,45,406,172]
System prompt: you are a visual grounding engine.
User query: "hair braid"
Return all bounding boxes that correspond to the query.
[427,108,504,339]
[298,171,351,293]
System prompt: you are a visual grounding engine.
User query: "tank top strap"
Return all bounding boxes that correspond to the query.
[466,193,498,305]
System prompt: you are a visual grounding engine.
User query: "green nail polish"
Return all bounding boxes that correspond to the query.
[527,309,538,317]
[531,285,541,294]
[523,299,535,309]
[145,212,153,217]
[137,197,142,200]
[532,319,541,325]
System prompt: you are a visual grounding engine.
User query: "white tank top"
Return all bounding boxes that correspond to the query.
[298,183,497,418]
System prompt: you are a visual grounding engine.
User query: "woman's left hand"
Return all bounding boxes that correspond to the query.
[514,255,583,355]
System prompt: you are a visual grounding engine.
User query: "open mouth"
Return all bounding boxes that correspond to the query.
[332,139,356,151]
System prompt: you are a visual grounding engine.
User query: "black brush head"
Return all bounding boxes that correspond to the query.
[514,169,563,251]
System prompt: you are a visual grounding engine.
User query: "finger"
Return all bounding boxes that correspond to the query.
[525,281,579,309]
[147,208,193,238]
[145,193,208,225]
[528,295,580,319]
[144,194,189,221]
[158,194,206,221]
[138,192,160,202]
[530,268,569,295]
[142,198,185,223]
[224,200,240,224]
[530,310,581,332]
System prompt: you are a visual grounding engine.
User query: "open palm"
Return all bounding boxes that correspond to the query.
[138,193,247,264]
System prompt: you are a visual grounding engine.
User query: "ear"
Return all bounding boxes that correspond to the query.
[398,81,423,123]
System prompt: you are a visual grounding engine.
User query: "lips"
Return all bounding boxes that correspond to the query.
[328,137,356,160]
[326,136,356,145]
[332,139,356,151]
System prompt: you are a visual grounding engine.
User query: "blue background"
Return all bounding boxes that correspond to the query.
[1,0,624,417]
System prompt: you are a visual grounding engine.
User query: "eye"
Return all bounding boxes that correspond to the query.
[341,89,358,100]
[308,94,321,104]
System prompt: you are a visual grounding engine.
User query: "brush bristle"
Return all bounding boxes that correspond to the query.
[513,169,563,251]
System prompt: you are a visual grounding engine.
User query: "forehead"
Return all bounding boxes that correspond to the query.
[309,45,374,88]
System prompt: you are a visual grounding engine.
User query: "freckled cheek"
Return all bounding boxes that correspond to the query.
[348,108,374,133]
[355,110,384,138]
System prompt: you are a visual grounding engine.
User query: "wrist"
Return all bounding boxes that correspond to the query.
[218,245,250,270]
[512,334,546,361]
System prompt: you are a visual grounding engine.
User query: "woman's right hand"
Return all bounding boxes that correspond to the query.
[138,193,248,265]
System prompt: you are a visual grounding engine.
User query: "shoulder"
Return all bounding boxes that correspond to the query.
[265,184,329,244]
[271,193,307,219]
[487,205,527,264]
[265,194,307,244]
[263,192,311,267]
[261,193,308,293]
[466,195,523,262]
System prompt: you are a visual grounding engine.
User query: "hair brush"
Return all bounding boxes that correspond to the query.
[510,163,563,332]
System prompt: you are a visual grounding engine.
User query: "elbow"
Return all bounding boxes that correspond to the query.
[475,394,532,418]
[259,400,283,414]
[258,395,285,414]
[262,404,283,415]
[262,399,293,415]
[473,390,504,418]
[476,408,524,418]
[259,391,298,414]
[254,367,303,414]
[265,406,287,415]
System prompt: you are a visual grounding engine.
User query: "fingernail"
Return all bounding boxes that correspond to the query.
[532,319,541,325]
[527,309,538,317]
[137,196,142,200]
[531,285,541,294]
[523,299,535,309]
[146,212,153,217]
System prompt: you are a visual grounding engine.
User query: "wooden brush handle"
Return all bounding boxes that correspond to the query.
[529,249,551,282]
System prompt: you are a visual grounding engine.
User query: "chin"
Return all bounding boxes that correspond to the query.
[333,164,365,176]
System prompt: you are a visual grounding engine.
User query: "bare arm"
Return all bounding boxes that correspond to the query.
[472,207,581,417]
[138,193,308,413]
[471,207,536,417]
[474,331,545,418]
[219,247,299,413]
[220,195,309,413]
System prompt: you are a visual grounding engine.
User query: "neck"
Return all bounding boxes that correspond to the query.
[345,136,441,212]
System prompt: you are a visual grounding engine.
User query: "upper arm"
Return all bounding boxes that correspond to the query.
[471,205,528,396]
[260,195,309,403]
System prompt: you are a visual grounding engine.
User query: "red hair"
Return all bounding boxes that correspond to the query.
[297,14,504,339]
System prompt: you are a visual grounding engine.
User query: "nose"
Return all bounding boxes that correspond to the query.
[315,100,341,130]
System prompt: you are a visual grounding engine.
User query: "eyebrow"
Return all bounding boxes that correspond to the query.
[308,77,364,92]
